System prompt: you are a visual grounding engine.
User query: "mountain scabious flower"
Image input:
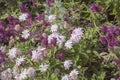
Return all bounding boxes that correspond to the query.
[64,60,73,70]
[48,14,56,22]
[31,50,44,61]
[56,53,64,60]
[0,46,6,63]
[65,40,73,49]
[90,3,103,13]
[40,63,49,72]
[65,27,83,49]
[27,67,36,77]
[15,56,26,66]
[100,25,120,48]
[61,74,69,80]
[50,24,58,32]
[19,13,28,21]
[0,68,12,80]
[117,77,120,80]
[71,27,83,42]
[21,29,30,39]
[19,69,28,80]
[69,69,79,80]
[8,47,22,59]
[48,32,66,47]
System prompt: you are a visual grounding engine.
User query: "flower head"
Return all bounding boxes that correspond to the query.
[61,74,69,80]
[48,14,56,22]
[27,67,36,77]
[64,60,73,70]
[40,63,49,72]
[19,13,28,21]
[21,29,30,39]
[15,56,26,66]
[69,69,79,80]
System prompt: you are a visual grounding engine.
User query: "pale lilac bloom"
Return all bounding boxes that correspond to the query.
[64,60,73,70]
[48,14,56,22]
[8,47,22,59]
[70,27,83,43]
[31,50,43,61]
[19,13,28,21]
[19,69,28,80]
[48,32,66,46]
[0,68,12,80]
[27,67,36,77]
[61,74,69,80]
[40,63,49,72]
[0,46,6,53]
[15,56,26,66]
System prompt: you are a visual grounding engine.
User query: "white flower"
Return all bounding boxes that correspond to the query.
[8,48,17,59]
[19,13,28,21]
[48,32,65,46]
[72,28,83,36]
[65,40,73,49]
[48,14,56,22]
[27,67,36,77]
[48,32,59,44]
[69,69,79,80]
[31,50,43,61]
[8,48,22,59]
[0,68,12,80]
[51,24,58,32]
[61,74,69,80]
[70,27,83,44]
[0,46,6,53]
[16,56,26,66]
[64,60,73,70]
[70,35,81,43]
[40,63,49,72]
[19,69,28,80]
[21,29,30,39]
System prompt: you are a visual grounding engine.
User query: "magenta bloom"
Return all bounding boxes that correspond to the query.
[100,25,120,48]
[56,53,64,60]
[90,3,103,13]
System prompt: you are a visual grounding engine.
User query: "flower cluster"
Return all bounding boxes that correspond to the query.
[0,0,119,80]
[100,25,120,48]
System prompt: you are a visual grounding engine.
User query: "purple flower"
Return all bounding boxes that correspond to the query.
[87,22,93,27]
[7,15,19,26]
[101,25,108,33]
[117,77,120,80]
[100,37,107,44]
[56,53,64,60]
[113,27,120,36]
[43,20,50,27]
[50,37,57,46]
[64,14,72,26]
[40,36,48,47]
[0,48,6,63]
[34,13,45,21]
[90,3,103,13]
[19,4,28,13]
[113,59,120,69]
